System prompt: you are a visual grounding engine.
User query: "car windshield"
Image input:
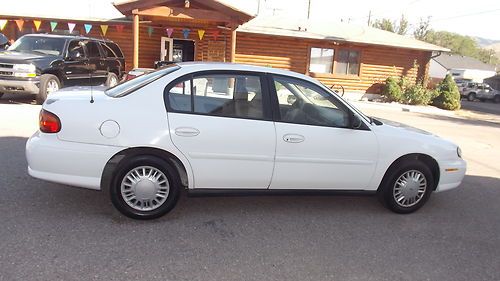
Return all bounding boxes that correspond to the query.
[106,65,180,98]
[8,36,66,56]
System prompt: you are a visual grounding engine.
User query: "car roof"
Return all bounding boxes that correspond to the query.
[175,62,317,83]
[22,33,116,44]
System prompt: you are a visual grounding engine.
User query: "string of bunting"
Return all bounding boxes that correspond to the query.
[0,19,224,41]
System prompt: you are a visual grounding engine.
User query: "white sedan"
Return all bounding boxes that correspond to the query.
[26,63,466,219]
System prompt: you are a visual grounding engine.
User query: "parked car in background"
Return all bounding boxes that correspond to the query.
[0,34,125,103]
[26,63,466,219]
[460,82,500,103]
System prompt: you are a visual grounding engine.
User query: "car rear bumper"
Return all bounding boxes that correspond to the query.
[435,158,467,192]
[0,78,40,94]
[26,131,124,190]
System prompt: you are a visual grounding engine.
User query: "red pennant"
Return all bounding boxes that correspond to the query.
[212,30,220,40]
[115,25,124,33]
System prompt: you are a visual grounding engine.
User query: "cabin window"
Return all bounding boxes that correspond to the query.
[309,48,334,74]
[335,49,360,76]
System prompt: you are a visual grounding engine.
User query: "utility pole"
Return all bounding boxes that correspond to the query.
[307,0,311,20]
[367,10,372,26]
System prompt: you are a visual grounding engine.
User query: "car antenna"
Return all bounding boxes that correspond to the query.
[85,40,94,104]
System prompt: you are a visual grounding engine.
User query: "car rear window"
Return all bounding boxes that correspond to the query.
[105,65,180,98]
[106,42,124,58]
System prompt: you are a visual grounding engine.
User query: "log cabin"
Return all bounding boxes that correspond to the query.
[0,0,448,98]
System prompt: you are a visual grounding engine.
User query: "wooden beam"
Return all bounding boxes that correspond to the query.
[231,28,237,63]
[134,6,233,23]
[133,13,139,69]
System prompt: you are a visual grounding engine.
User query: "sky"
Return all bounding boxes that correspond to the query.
[225,0,500,41]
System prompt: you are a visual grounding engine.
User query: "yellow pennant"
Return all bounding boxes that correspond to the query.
[198,29,205,40]
[100,25,108,36]
[0,20,7,31]
[33,20,42,31]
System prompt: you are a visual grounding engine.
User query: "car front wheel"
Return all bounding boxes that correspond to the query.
[467,93,476,102]
[105,72,119,88]
[36,74,61,104]
[110,155,180,219]
[378,160,434,214]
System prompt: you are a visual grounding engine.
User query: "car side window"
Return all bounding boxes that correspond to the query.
[67,40,85,59]
[85,41,101,58]
[167,73,266,120]
[100,43,116,58]
[273,75,350,128]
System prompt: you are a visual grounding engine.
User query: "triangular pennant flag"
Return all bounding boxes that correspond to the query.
[212,30,220,40]
[33,20,42,31]
[147,26,153,37]
[182,28,190,39]
[197,29,205,40]
[50,21,57,31]
[166,28,173,38]
[100,25,108,36]
[115,25,124,33]
[67,22,76,33]
[84,24,92,34]
[0,20,7,31]
[15,19,24,31]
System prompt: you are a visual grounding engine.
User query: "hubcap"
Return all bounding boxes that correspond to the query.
[393,170,427,208]
[109,76,118,87]
[120,166,170,211]
[47,80,59,94]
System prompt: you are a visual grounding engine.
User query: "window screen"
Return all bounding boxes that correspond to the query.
[309,47,334,74]
[335,49,360,75]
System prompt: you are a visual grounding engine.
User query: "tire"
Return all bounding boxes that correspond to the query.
[467,92,476,102]
[494,95,500,104]
[105,72,119,88]
[378,160,434,214]
[110,155,180,220]
[0,93,3,99]
[36,74,61,105]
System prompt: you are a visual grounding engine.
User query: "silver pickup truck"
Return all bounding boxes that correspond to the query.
[460,82,500,103]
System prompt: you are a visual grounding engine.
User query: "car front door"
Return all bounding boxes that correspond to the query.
[268,75,378,190]
[64,40,89,85]
[84,40,107,85]
[165,71,276,189]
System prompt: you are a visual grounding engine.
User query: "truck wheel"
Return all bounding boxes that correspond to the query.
[467,93,476,102]
[105,72,119,88]
[494,95,500,104]
[36,74,61,105]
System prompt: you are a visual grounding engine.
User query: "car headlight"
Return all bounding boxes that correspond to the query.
[457,146,462,158]
[13,64,37,77]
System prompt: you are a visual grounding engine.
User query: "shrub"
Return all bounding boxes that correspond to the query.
[402,83,438,105]
[382,77,402,102]
[433,74,461,110]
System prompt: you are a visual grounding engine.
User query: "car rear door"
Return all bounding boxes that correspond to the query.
[165,70,276,189]
[268,74,378,190]
[84,40,107,84]
[64,40,89,85]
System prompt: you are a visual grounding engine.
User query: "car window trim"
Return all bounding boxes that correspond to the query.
[163,70,273,122]
[267,74,370,131]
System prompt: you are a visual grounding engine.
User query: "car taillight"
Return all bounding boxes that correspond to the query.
[39,109,61,133]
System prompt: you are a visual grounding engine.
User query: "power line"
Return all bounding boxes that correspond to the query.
[431,8,500,22]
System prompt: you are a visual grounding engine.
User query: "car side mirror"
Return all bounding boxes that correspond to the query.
[351,114,362,129]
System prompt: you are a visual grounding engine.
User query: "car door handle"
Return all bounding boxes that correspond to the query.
[175,127,200,137]
[283,134,305,143]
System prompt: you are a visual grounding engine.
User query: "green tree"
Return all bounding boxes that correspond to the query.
[396,15,409,35]
[413,17,430,40]
[373,18,394,33]
[372,15,408,35]
[433,74,461,110]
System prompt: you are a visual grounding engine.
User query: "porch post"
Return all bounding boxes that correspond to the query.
[133,11,140,68]
[230,28,237,63]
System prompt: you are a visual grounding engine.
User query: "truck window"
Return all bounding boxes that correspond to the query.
[67,40,85,59]
[106,42,124,58]
[100,43,116,58]
[8,36,65,56]
[85,41,101,58]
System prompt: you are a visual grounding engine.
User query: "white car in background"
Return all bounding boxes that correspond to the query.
[26,63,466,219]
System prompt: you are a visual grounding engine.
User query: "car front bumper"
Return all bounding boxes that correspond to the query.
[0,77,40,94]
[26,131,124,190]
[435,158,467,192]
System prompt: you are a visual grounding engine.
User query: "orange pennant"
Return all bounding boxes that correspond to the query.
[33,20,42,31]
[15,19,24,31]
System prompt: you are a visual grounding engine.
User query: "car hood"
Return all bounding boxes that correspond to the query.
[376,118,434,136]
[0,51,57,63]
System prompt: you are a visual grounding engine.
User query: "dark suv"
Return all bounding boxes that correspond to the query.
[0,34,125,103]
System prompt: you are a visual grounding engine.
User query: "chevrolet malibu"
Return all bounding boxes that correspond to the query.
[26,63,466,219]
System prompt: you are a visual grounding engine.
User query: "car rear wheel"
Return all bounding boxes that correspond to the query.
[494,95,500,103]
[105,72,119,88]
[378,160,434,214]
[467,92,476,102]
[110,155,180,219]
[36,74,61,104]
